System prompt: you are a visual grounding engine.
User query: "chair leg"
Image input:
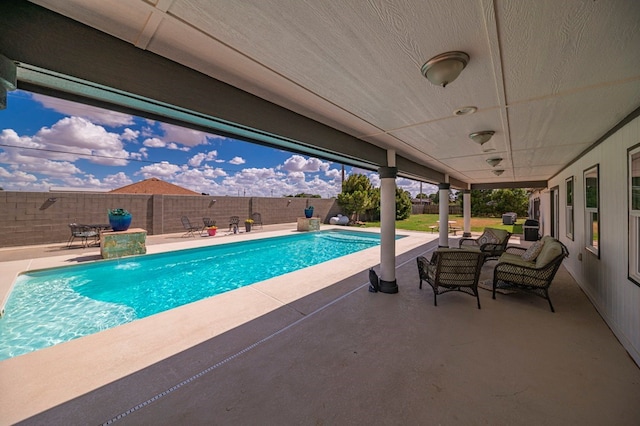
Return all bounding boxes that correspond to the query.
[546,290,555,313]
[492,278,498,299]
[433,290,438,306]
[475,288,481,309]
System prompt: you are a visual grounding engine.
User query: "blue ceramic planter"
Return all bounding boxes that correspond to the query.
[108,213,132,232]
[304,208,314,218]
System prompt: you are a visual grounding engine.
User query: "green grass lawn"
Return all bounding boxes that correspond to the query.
[363,214,523,234]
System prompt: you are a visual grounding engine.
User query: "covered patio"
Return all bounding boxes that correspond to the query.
[1,1,640,423]
[1,229,639,424]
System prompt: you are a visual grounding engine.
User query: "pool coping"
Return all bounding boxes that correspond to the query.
[0,226,438,424]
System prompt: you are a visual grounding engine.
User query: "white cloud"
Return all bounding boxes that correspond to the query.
[102,172,133,189]
[137,161,182,179]
[32,93,135,127]
[229,156,246,165]
[282,155,330,172]
[0,129,94,177]
[34,116,130,166]
[159,122,211,147]
[0,166,52,191]
[129,147,148,161]
[325,168,342,180]
[143,137,165,148]
[121,128,139,141]
[166,142,190,152]
[286,171,306,184]
[188,150,219,167]
[211,165,341,198]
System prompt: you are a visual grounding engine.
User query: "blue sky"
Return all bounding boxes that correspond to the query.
[0,90,434,197]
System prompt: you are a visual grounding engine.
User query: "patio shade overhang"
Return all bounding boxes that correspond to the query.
[1,0,639,189]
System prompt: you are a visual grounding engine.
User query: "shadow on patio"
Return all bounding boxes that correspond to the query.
[19,238,640,425]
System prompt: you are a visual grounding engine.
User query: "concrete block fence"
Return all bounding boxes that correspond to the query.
[0,191,341,248]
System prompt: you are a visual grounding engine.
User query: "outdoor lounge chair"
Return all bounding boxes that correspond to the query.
[492,236,569,312]
[201,217,216,235]
[459,227,511,260]
[251,212,263,229]
[181,216,200,238]
[417,248,485,309]
[67,223,99,248]
[228,216,240,232]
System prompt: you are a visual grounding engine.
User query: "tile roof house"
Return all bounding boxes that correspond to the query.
[109,178,200,195]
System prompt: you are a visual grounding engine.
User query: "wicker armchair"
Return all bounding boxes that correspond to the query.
[492,236,569,312]
[417,249,486,309]
[459,227,512,260]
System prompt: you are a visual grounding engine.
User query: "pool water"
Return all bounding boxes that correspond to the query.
[0,230,396,360]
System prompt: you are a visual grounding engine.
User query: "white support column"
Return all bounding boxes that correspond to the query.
[438,183,450,248]
[463,189,471,237]
[377,150,398,294]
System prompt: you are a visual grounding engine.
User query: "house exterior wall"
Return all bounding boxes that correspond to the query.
[0,193,341,248]
[546,115,640,366]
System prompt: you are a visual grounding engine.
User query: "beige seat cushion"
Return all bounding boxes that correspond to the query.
[498,252,536,268]
[535,240,563,268]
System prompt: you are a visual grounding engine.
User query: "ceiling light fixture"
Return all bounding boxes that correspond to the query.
[492,169,504,176]
[486,157,503,167]
[453,106,477,116]
[469,130,495,146]
[421,51,469,87]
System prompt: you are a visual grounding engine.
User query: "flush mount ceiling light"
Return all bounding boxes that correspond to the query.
[453,106,477,116]
[421,51,469,87]
[492,169,505,176]
[469,130,495,146]
[486,157,503,167]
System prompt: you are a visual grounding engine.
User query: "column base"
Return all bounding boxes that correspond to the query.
[379,279,398,294]
[438,245,449,248]
[463,232,472,237]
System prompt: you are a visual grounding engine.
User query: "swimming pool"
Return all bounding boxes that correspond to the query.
[0,229,398,360]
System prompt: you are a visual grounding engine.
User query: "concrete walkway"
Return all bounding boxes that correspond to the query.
[1,227,640,425]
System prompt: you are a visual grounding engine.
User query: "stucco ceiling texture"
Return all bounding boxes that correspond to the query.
[30,0,640,186]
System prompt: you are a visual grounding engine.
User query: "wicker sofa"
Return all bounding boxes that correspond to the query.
[492,236,569,312]
[459,227,512,260]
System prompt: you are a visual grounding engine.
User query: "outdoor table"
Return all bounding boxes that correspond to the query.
[436,220,457,229]
[87,224,112,243]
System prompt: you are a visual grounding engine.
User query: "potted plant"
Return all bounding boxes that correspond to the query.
[304,205,314,218]
[244,218,254,232]
[107,208,132,232]
[206,225,218,236]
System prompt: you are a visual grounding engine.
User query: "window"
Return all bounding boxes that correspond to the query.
[628,145,640,285]
[566,176,574,240]
[584,165,599,257]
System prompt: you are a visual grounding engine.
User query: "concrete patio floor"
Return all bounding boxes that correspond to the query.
[1,225,639,425]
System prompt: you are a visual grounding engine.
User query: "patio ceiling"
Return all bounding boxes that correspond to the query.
[12,0,640,187]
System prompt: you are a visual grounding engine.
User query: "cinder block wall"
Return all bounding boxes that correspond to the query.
[0,192,341,248]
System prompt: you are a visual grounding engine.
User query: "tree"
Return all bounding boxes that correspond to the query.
[464,189,529,217]
[492,188,529,216]
[395,188,412,220]
[337,174,374,221]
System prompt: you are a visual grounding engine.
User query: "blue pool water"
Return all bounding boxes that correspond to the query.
[0,230,397,360]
